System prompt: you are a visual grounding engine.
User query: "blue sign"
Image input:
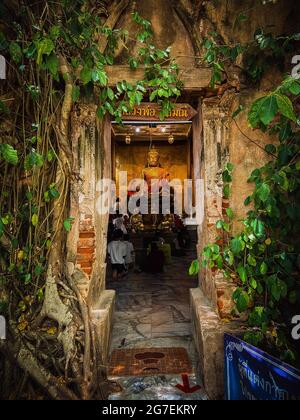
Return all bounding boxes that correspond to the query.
[224,333,300,400]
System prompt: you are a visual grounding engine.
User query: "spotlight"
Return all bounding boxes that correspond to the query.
[135,127,141,133]
[168,134,174,144]
[125,135,131,145]
[161,127,166,133]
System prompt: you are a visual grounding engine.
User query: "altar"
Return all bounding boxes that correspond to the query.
[112,119,193,232]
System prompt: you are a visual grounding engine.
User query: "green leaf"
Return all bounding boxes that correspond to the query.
[23,274,32,285]
[31,214,38,227]
[247,254,257,267]
[24,152,44,170]
[81,66,93,85]
[275,93,297,122]
[64,217,75,232]
[49,185,59,199]
[9,42,22,63]
[226,208,234,220]
[237,266,248,284]
[257,282,264,295]
[260,262,268,275]
[93,69,108,86]
[230,238,244,255]
[189,260,200,276]
[226,163,234,172]
[223,184,231,199]
[107,87,115,101]
[244,196,252,206]
[129,57,139,70]
[237,291,250,312]
[288,80,300,95]
[47,150,55,162]
[35,38,55,66]
[244,331,263,347]
[37,288,44,302]
[256,183,270,202]
[250,278,257,290]
[271,279,287,302]
[96,106,106,119]
[49,25,60,41]
[248,97,265,128]
[216,220,224,230]
[259,95,278,126]
[252,219,265,237]
[222,170,232,183]
[0,144,18,165]
[72,86,80,103]
[45,53,59,77]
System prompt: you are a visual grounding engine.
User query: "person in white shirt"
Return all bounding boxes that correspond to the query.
[107,230,127,280]
[123,234,135,270]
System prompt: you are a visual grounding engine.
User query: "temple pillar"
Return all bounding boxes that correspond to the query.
[191,94,241,399]
[66,106,115,366]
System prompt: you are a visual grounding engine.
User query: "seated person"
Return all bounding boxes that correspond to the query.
[178,227,191,249]
[147,235,172,265]
[173,236,186,257]
[107,230,127,280]
[145,242,165,274]
[123,234,135,270]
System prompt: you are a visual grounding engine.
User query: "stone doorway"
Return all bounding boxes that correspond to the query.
[68,93,233,400]
[105,112,207,399]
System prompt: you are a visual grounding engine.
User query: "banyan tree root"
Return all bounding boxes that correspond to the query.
[29,265,99,400]
[0,336,78,400]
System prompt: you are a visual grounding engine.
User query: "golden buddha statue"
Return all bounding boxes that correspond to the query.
[142,147,169,193]
[141,147,170,230]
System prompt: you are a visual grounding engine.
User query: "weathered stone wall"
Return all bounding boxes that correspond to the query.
[113,0,196,69]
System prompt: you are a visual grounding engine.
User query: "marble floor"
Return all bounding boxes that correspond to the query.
[106,245,208,400]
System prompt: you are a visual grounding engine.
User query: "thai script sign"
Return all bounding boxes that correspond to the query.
[225,333,300,400]
[122,103,197,121]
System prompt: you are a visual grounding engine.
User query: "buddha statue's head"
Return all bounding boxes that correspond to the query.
[147,147,160,167]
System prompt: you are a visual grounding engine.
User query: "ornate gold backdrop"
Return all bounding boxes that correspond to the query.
[114,142,190,196]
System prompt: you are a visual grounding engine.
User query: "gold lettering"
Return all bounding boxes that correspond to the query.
[122,104,191,120]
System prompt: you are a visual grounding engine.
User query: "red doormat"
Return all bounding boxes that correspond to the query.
[108,347,192,377]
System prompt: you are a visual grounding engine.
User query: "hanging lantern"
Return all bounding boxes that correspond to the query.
[125,135,131,145]
[168,134,174,144]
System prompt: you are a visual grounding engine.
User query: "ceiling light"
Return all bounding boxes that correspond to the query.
[125,135,131,145]
[161,127,166,133]
[168,134,174,144]
[135,127,141,133]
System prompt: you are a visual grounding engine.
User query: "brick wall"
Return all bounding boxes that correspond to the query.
[76,214,95,277]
